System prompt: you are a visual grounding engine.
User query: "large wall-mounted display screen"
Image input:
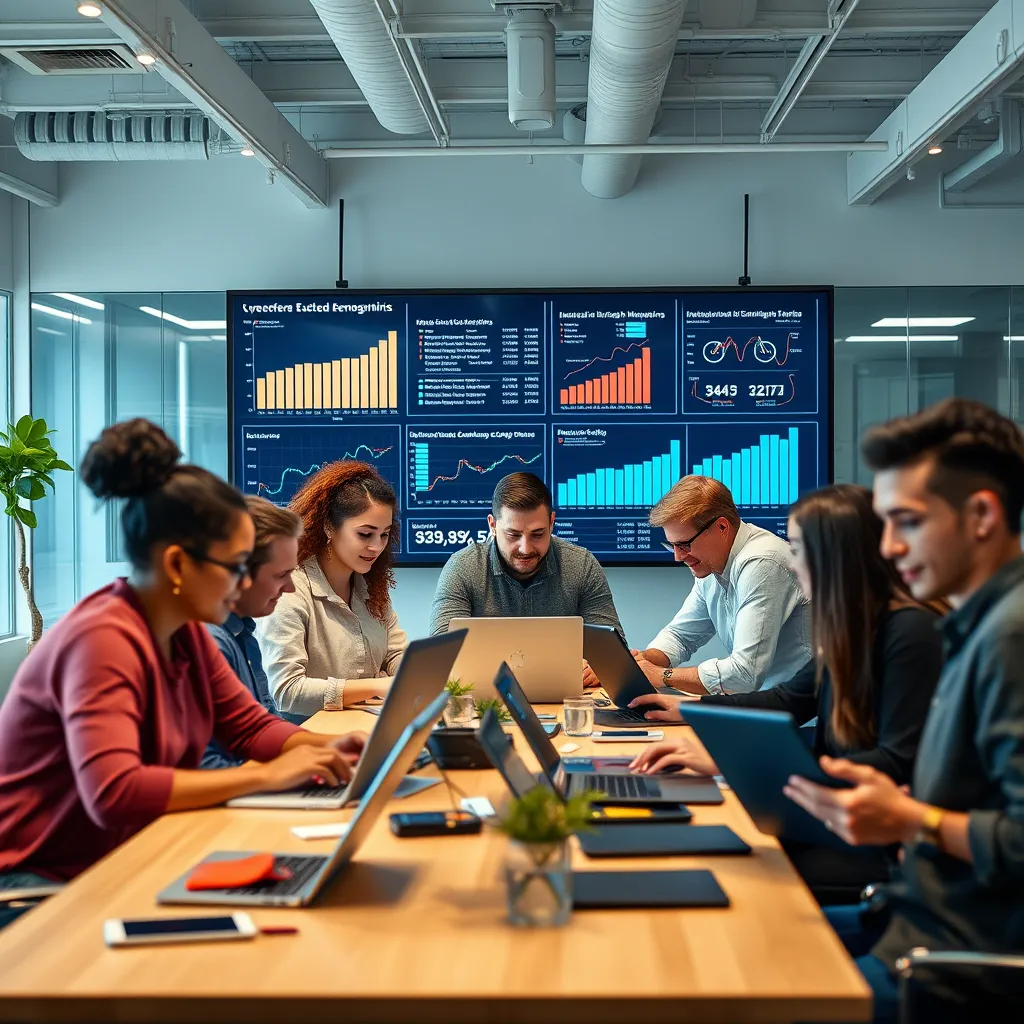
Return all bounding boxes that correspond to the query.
[228,288,833,565]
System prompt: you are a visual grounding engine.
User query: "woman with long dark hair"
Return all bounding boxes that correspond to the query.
[257,461,407,718]
[630,483,945,901]
[0,420,366,901]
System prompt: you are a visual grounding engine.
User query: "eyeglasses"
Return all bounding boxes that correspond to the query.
[183,547,251,581]
[660,519,716,554]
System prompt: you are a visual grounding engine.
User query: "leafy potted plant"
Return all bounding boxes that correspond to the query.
[474,697,512,723]
[0,417,73,648]
[496,785,598,927]
[443,678,476,727]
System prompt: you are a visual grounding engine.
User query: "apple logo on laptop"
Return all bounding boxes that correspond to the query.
[509,649,526,671]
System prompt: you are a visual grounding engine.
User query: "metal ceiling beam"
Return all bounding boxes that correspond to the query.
[760,0,863,143]
[848,0,1024,204]
[96,0,328,207]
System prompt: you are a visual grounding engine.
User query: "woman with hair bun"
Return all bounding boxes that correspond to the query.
[0,419,367,899]
[258,460,407,718]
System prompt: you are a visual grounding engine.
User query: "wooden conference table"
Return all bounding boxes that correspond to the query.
[0,707,871,1024]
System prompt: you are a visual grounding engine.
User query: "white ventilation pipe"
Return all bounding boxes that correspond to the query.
[581,0,689,198]
[308,0,430,135]
[14,111,213,160]
[505,8,557,130]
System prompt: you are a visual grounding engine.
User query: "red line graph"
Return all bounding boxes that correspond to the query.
[563,340,649,381]
[691,374,796,406]
[703,334,795,366]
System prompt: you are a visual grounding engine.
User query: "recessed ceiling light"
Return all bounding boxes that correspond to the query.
[77,2,103,17]
[136,53,156,66]
[139,306,227,330]
[53,292,105,310]
[31,302,92,325]
[844,335,958,343]
[928,145,943,155]
[240,146,255,157]
[1003,336,1024,341]
[872,316,975,328]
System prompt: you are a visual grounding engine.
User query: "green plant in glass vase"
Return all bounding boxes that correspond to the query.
[0,417,73,648]
[443,678,476,726]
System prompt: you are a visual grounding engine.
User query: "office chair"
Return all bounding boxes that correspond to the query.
[896,947,1024,1023]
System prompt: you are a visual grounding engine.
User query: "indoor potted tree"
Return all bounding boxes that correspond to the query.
[497,784,598,927]
[0,416,73,648]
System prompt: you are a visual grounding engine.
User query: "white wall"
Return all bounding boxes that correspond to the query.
[23,150,1024,650]
[0,191,12,294]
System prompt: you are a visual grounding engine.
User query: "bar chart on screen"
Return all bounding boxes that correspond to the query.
[407,427,546,508]
[552,295,678,414]
[685,423,817,511]
[247,318,401,416]
[552,425,683,509]
[242,425,402,506]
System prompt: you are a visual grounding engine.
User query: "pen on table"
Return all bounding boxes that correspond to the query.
[259,926,300,935]
[596,730,659,737]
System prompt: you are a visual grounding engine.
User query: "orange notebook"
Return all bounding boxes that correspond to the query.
[185,853,292,891]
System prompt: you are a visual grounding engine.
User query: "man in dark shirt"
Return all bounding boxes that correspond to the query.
[201,496,303,768]
[785,398,1024,1021]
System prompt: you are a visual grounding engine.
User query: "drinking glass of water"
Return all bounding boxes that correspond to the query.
[563,696,594,737]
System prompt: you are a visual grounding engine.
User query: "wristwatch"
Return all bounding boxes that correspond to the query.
[662,668,673,685]
[915,805,945,850]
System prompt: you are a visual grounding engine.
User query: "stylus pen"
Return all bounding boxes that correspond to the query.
[596,730,659,737]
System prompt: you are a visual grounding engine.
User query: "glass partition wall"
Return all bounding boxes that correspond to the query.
[30,286,1024,628]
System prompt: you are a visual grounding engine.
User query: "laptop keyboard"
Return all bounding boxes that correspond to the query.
[577,774,659,799]
[270,783,348,800]
[597,707,652,725]
[229,855,326,897]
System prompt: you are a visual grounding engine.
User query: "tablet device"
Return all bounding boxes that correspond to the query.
[572,869,729,908]
[577,824,751,858]
[681,704,853,848]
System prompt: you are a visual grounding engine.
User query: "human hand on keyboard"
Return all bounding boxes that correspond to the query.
[629,737,718,777]
[257,745,354,792]
[627,693,685,723]
[327,730,368,766]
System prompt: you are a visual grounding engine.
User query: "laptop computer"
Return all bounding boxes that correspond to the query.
[227,631,466,810]
[681,704,853,848]
[158,692,448,908]
[494,662,724,806]
[447,616,583,702]
[584,624,697,727]
[477,709,748,864]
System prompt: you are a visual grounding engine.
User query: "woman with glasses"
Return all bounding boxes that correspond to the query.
[631,484,945,902]
[0,419,367,897]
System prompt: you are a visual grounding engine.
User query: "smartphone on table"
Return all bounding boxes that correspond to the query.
[103,913,258,946]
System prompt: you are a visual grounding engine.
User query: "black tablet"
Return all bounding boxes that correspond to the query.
[572,869,729,908]
[682,704,852,848]
[578,824,751,858]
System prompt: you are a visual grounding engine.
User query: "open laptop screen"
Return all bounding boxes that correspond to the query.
[493,663,562,785]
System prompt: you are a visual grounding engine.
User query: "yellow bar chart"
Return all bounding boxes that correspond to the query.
[255,331,399,411]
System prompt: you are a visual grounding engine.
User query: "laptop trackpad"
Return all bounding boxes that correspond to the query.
[393,775,442,799]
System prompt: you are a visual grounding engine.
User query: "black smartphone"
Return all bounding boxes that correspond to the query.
[542,722,562,737]
[591,804,693,824]
[389,811,483,838]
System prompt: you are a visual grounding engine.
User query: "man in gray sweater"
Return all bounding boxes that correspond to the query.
[428,474,624,684]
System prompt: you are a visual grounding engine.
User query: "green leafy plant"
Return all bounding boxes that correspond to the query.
[444,678,474,698]
[474,697,512,723]
[0,417,73,647]
[496,785,599,846]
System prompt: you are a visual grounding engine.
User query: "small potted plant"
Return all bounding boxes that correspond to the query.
[496,786,598,928]
[443,678,476,727]
[474,697,512,724]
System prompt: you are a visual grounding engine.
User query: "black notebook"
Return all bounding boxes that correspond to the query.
[572,869,729,908]
[578,823,751,859]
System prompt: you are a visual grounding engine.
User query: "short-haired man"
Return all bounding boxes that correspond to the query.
[629,476,811,712]
[202,495,303,768]
[428,473,624,684]
[785,399,1024,1022]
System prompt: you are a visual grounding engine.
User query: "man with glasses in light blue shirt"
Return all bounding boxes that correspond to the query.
[629,476,811,714]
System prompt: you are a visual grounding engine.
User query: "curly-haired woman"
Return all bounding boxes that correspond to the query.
[257,461,407,718]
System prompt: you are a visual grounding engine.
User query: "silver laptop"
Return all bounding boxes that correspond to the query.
[157,692,448,908]
[226,631,466,810]
[447,616,583,702]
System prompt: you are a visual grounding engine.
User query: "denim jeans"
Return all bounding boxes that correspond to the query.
[0,871,59,931]
[824,903,900,1024]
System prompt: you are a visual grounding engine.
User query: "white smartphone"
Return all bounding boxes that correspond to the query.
[592,730,664,743]
[103,912,258,947]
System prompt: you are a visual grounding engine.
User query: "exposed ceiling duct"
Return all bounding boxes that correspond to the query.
[504,8,557,131]
[581,0,689,199]
[307,0,430,135]
[14,111,214,161]
[696,0,757,30]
